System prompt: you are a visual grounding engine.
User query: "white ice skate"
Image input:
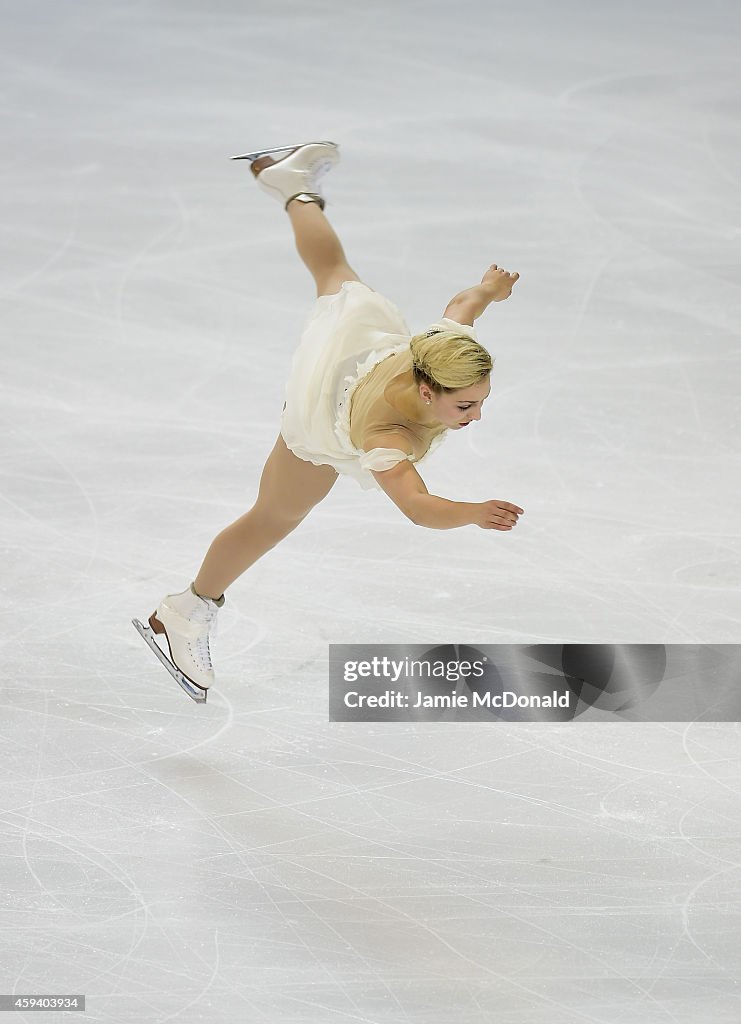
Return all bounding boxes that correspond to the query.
[132,583,224,704]
[231,141,340,211]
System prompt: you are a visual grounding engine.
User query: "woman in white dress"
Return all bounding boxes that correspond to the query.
[133,142,524,702]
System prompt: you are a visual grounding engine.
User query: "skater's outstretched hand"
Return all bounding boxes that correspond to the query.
[480,264,520,302]
[469,499,524,531]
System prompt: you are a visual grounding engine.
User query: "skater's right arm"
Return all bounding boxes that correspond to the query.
[371,457,522,531]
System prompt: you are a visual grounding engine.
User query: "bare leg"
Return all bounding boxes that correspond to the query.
[286,199,363,297]
[193,194,357,598]
[193,435,338,599]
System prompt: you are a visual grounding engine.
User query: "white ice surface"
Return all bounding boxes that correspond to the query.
[1,1,740,1021]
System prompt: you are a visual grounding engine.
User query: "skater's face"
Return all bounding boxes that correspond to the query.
[422,375,491,429]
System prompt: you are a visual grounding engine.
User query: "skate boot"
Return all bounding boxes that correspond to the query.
[132,583,224,703]
[231,141,340,211]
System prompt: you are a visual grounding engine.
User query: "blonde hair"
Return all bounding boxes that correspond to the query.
[409,328,493,393]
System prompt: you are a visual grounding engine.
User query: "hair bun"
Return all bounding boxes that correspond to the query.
[409,327,493,392]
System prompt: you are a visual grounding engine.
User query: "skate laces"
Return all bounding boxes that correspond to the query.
[189,600,218,672]
[309,159,332,188]
[193,634,213,672]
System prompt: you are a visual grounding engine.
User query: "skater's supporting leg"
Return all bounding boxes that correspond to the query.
[193,435,338,599]
[287,199,362,297]
[136,433,334,700]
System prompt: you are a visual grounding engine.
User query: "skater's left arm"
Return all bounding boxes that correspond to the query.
[443,264,520,325]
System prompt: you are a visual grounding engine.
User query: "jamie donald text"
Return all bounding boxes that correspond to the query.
[343,689,570,710]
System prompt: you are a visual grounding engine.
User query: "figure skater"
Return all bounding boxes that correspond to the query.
[132,141,524,702]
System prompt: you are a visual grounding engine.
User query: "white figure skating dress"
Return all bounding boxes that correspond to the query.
[280,281,479,489]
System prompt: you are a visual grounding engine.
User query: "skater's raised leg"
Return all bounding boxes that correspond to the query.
[244,140,361,297]
[286,199,361,297]
[193,434,338,600]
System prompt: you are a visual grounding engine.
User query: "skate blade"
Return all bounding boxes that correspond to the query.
[231,140,338,161]
[131,618,208,704]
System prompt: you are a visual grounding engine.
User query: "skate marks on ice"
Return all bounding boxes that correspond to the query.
[131,618,208,704]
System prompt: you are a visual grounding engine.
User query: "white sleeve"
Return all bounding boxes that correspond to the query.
[359,447,414,473]
[428,317,479,339]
